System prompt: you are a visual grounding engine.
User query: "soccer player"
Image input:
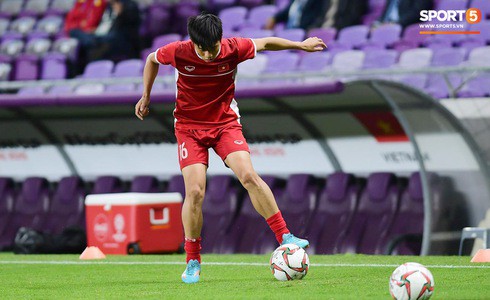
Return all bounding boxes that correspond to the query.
[135,13,326,284]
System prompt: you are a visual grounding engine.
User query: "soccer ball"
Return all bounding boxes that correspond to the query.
[389,262,435,300]
[269,243,309,281]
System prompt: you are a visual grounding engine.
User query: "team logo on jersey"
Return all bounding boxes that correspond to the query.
[184,66,195,72]
[234,140,244,145]
[218,63,229,72]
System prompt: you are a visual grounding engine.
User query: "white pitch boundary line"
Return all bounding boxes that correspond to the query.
[0,261,489,269]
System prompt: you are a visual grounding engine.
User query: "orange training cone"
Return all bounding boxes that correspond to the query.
[470,249,490,263]
[79,246,106,260]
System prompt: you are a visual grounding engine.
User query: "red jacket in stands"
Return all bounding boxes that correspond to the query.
[64,0,107,33]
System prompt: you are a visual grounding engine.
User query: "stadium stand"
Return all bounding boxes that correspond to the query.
[130,175,161,193]
[338,172,401,254]
[0,177,50,250]
[201,175,241,253]
[92,176,125,194]
[42,176,86,235]
[306,172,362,255]
[218,175,286,254]
[0,178,15,250]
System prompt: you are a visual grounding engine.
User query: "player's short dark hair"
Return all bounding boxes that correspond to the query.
[187,13,223,51]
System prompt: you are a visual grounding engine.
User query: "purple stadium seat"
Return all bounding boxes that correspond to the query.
[0,178,15,250]
[43,176,86,235]
[81,60,114,79]
[0,0,24,19]
[275,28,305,42]
[219,6,248,32]
[105,83,136,93]
[130,176,161,193]
[19,0,50,17]
[0,177,50,250]
[208,0,237,12]
[17,86,45,95]
[0,39,25,58]
[51,38,79,62]
[25,38,52,57]
[468,21,490,44]
[112,59,143,78]
[297,51,330,72]
[0,63,12,81]
[174,4,199,35]
[237,28,273,38]
[426,48,465,98]
[33,15,64,37]
[393,48,432,89]
[459,39,486,54]
[9,17,37,36]
[362,23,401,49]
[0,18,10,36]
[74,83,105,95]
[471,0,490,18]
[215,176,286,254]
[384,172,444,255]
[393,23,430,50]
[151,33,182,50]
[48,85,73,95]
[14,53,39,81]
[92,176,125,194]
[338,172,400,254]
[41,55,67,80]
[236,53,267,87]
[457,46,490,97]
[46,0,76,16]
[457,75,490,97]
[332,25,370,49]
[306,172,362,254]
[362,49,397,69]
[167,175,185,198]
[436,0,468,11]
[238,0,263,8]
[146,6,171,38]
[398,48,433,68]
[264,52,300,74]
[201,175,241,253]
[307,27,337,45]
[257,174,319,254]
[241,5,277,30]
[330,50,365,72]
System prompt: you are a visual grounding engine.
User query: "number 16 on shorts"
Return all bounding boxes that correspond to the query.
[179,142,188,161]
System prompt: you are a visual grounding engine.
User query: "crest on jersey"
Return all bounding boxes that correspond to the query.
[218,64,229,72]
[184,66,195,72]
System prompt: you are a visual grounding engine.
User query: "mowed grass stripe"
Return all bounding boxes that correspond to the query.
[1,260,489,269]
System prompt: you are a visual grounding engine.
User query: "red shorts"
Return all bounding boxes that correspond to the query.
[174,123,250,170]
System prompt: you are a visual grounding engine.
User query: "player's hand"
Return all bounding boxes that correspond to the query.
[301,37,327,52]
[135,96,150,120]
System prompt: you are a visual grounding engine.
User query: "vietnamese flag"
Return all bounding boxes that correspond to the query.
[353,111,409,142]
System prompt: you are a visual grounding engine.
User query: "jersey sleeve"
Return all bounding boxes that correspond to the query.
[155,41,179,67]
[232,37,256,63]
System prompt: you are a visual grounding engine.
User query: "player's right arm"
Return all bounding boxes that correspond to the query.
[135,52,159,121]
[253,37,326,52]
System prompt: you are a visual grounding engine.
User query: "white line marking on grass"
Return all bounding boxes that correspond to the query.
[0,261,489,269]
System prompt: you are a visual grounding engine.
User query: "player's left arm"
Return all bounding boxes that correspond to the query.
[252,37,327,53]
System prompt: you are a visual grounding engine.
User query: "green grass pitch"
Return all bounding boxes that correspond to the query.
[0,253,488,299]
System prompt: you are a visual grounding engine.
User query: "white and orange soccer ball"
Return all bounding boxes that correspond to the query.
[389,262,435,300]
[269,243,309,281]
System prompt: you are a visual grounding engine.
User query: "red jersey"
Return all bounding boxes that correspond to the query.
[154,37,256,129]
